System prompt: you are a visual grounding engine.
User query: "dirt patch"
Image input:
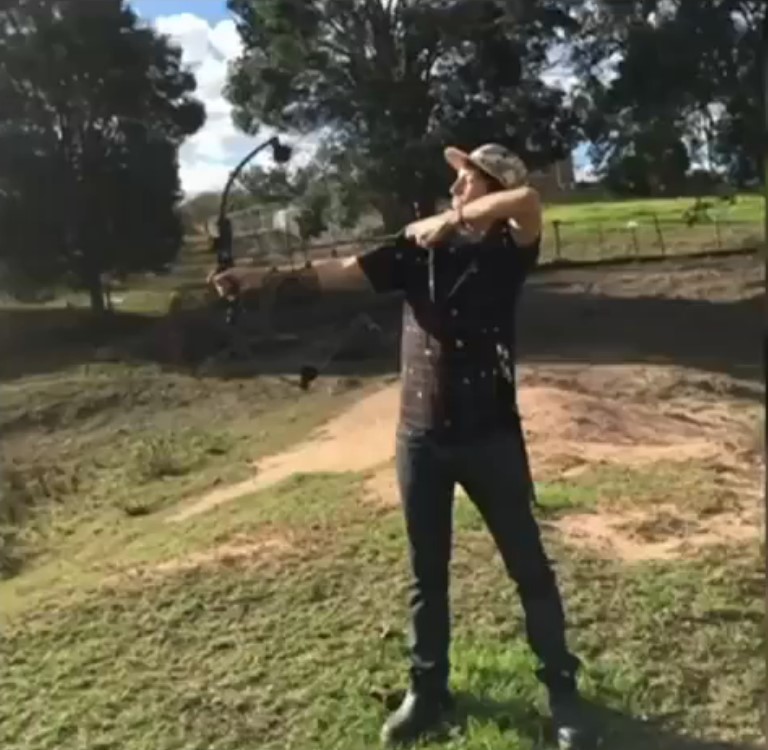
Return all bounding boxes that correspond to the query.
[169,385,398,522]
[529,253,762,302]
[108,532,297,584]
[380,367,759,562]
[173,364,757,523]
[551,506,760,563]
[169,357,760,567]
[363,366,757,507]
[364,463,399,508]
[516,382,724,477]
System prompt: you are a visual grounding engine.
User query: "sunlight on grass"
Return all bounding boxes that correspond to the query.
[544,194,762,224]
[0,466,762,750]
[1,241,763,749]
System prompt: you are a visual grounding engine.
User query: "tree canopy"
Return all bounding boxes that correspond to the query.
[576,0,764,193]
[225,0,581,228]
[0,0,762,310]
[0,0,205,311]
[225,0,763,207]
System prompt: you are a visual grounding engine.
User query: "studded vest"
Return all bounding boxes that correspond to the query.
[397,225,538,440]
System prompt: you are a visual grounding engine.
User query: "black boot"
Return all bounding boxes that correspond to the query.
[549,689,596,750]
[522,588,592,748]
[380,688,454,747]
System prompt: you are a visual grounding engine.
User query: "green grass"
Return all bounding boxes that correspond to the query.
[1,440,763,749]
[538,194,763,263]
[543,194,762,225]
[0,362,377,600]
[4,194,759,317]
[0,241,764,748]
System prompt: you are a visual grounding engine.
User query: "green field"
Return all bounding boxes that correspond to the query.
[543,193,762,225]
[2,194,759,319]
[538,193,763,263]
[167,191,767,284]
[1,345,763,750]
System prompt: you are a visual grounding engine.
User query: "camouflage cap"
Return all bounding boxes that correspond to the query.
[444,143,528,190]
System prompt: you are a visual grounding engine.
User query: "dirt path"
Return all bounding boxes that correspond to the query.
[169,385,398,522]
[168,362,761,561]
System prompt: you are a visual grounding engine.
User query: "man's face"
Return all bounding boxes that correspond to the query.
[450,165,492,209]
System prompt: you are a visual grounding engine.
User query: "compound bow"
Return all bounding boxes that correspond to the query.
[212,136,292,328]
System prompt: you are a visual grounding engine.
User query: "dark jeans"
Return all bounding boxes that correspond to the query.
[395,424,581,697]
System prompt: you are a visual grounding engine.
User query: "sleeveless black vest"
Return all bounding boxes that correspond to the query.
[398,224,538,441]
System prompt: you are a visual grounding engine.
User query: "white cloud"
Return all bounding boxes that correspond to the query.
[540,43,620,96]
[152,13,283,197]
[154,12,598,195]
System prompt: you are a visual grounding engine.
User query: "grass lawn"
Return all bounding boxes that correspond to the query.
[148,191,767,297]
[543,193,762,225]
[4,194,760,317]
[0,364,763,750]
[539,194,763,263]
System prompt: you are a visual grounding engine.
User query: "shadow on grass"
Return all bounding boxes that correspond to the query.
[2,254,761,396]
[0,306,158,380]
[450,692,759,749]
[375,687,758,749]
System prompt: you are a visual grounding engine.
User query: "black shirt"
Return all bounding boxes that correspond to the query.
[357,223,539,441]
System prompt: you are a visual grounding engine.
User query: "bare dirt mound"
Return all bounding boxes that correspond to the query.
[169,385,398,522]
[523,370,756,469]
[171,361,759,566]
[364,365,755,504]
[551,504,760,563]
[517,383,721,477]
[107,532,297,585]
[167,255,761,559]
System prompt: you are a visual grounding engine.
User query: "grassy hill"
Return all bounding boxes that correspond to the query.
[1,193,759,320]
[0,248,763,750]
[1,368,762,750]
[543,193,762,224]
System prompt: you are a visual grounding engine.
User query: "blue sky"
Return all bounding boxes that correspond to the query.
[130,1,591,195]
[132,1,228,24]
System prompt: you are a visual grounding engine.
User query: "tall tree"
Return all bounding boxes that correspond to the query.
[575,0,765,191]
[240,146,373,241]
[0,0,205,312]
[225,0,580,230]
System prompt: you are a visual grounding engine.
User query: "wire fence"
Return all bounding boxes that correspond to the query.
[537,216,761,264]
[298,215,762,267]
[168,209,761,299]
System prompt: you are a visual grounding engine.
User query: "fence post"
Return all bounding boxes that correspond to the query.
[628,222,640,256]
[597,220,605,257]
[652,213,666,256]
[552,220,562,259]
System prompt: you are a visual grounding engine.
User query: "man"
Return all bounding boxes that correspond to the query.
[210,144,590,749]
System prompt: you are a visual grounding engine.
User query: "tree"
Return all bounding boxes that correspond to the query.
[0,0,205,313]
[575,0,765,190]
[225,0,581,230]
[602,125,691,196]
[240,151,374,243]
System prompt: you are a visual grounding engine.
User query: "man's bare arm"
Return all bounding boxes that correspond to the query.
[461,185,542,245]
[210,255,374,298]
[406,186,542,248]
[300,256,373,293]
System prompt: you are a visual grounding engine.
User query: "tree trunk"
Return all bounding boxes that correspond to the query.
[81,258,106,315]
[87,277,106,315]
[376,196,413,234]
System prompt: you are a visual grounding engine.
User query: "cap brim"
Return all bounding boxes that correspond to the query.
[444,146,503,185]
[444,146,471,172]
